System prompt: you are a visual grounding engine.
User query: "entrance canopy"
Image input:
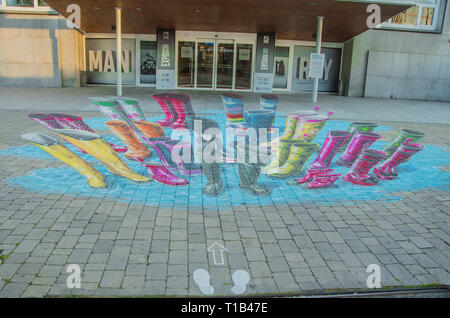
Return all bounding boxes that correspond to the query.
[43,0,409,42]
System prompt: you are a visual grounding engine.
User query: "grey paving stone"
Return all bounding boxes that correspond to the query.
[249,261,272,278]
[0,282,28,297]
[100,270,124,288]
[385,264,420,286]
[122,276,145,289]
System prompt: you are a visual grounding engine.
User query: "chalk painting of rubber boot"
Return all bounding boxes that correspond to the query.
[166,93,194,129]
[152,93,178,127]
[133,120,166,138]
[308,130,351,169]
[339,122,378,152]
[89,97,133,125]
[374,139,424,180]
[335,131,381,168]
[286,168,334,185]
[114,97,146,121]
[302,173,342,189]
[28,113,88,154]
[139,161,189,186]
[236,135,272,195]
[105,120,151,161]
[89,97,151,145]
[150,139,203,175]
[21,133,107,189]
[49,113,128,153]
[54,129,151,183]
[168,93,196,118]
[290,113,332,143]
[260,94,278,127]
[28,113,64,130]
[235,114,274,195]
[185,116,223,195]
[259,107,319,150]
[220,93,246,129]
[382,128,425,157]
[238,161,271,196]
[342,149,387,186]
[265,142,319,179]
[262,139,299,175]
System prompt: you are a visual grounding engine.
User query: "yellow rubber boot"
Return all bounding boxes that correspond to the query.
[291,115,329,142]
[21,133,107,189]
[262,139,298,174]
[265,142,319,178]
[260,115,298,152]
[105,120,151,161]
[54,129,151,183]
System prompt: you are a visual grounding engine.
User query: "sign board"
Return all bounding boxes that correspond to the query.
[156,29,175,89]
[308,53,325,79]
[85,38,136,85]
[291,46,341,92]
[254,33,275,92]
[239,48,251,61]
[253,73,273,93]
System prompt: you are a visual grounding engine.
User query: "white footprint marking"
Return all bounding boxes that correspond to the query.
[231,269,250,295]
[193,268,214,295]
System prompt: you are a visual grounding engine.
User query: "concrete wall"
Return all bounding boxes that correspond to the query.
[342,0,450,101]
[0,13,83,88]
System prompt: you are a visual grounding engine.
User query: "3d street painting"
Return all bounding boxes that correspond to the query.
[0,94,449,209]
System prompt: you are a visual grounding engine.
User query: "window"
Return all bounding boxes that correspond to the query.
[380,0,441,31]
[1,0,51,10]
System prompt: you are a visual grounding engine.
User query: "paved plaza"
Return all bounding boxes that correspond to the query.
[0,88,449,297]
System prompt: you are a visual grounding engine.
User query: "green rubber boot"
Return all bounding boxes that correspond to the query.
[340,122,378,152]
[382,128,425,156]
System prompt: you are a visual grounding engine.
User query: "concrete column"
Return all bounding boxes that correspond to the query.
[312,16,324,104]
[115,7,122,97]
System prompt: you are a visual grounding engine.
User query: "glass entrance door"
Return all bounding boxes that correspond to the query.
[215,40,234,89]
[178,38,253,90]
[196,41,214,88]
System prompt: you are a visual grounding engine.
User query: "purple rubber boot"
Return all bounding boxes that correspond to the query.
[335,132,381,168]
[309,130,350,169]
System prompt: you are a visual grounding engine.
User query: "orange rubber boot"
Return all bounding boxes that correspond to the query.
[133,120,166,138]
[105,120,151,161]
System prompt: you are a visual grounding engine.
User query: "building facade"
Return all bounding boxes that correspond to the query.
[0,0,449,101]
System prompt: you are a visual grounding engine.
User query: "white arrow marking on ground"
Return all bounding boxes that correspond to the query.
[207,242,228,265]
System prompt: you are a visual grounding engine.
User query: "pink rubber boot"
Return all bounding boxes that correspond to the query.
[335,132,381,168]
[287,168,334,185]
[28,113,63,129]
[374,139,423,180]
[342,149,386,186]
[309,130,350,169]
[304,173,342,189]
[153,93,178,127]
[49,113,128,153]
[167,94,191,129]
[138,160,189,186]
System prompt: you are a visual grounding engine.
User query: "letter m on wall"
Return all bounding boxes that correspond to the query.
[89,50,103,72]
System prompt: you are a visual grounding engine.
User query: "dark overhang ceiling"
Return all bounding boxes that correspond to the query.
[43,0,410,42]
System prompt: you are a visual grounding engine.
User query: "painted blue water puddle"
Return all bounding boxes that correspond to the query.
[1,112,448,208]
